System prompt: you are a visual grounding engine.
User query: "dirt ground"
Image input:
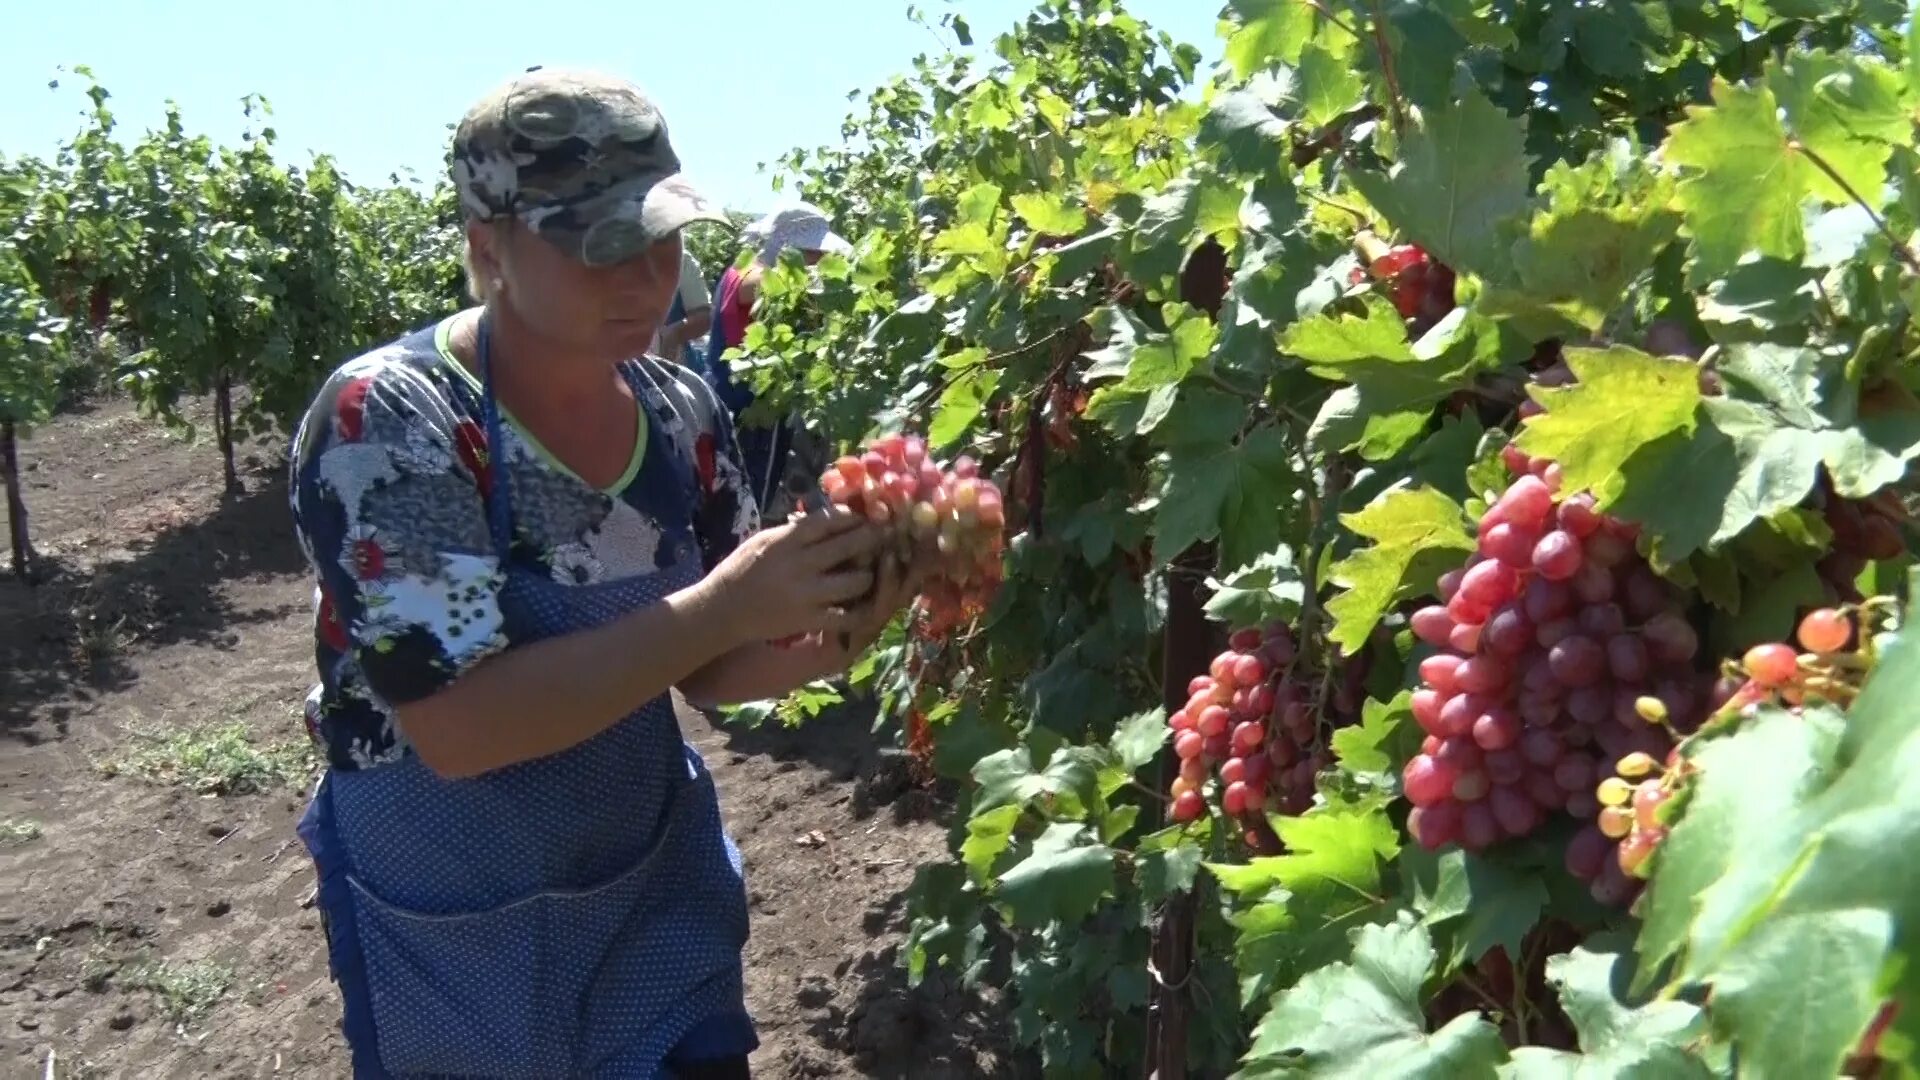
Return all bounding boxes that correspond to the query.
[0,395,1026,1078]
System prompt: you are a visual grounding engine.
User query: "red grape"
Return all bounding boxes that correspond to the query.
[1485,748,1525,785]
[1411,606,1455,646]
[1410,802,1463,850]
[1606,635,1650,683]
[1632,780,1670,831]
[1172,790,1205,823]
[1532,530,1583,580]
[1549,636,1605,687]
[1484,606,1533,657]
[1578,603,1626,638]
[1567,684,1611,725]
[1223,781,1250,816]
[1459,561,1521,615]
[1412,689,1447,735]
[1553,755,1594,793]
[1197,705,1230,738]
[1586,530,1633,569]
[1460,803,1500,850]
[1743,643,1799,688]
[1564,825,1609,880]
[1455,656,1510,695]
[1490,785,1539,836]
[1472,707,1521,751]
[1233,654,1267,688]
[1618,826,1664,877]
[1449,621,1484,654]
[1231,721,1265,756]
[1643,612,1698,664]
[1499,475,1555,531]
[1481,522,1540,568]
[1175,731,1203,760]
[1797,608,1851,655]
[1438,693,1479,738]
[1404,755,1452,805]
[1419,654,1465,694]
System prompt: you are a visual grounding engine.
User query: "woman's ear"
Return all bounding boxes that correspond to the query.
[463,219,511,302]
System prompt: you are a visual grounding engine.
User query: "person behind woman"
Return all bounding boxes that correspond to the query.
[287,67,915,1079]
[651,245,712,370]
[703,202,848,512]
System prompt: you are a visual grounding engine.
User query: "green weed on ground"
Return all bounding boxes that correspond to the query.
[102,721,315,795]
[124,957,234,1026]
[0,818,41,844]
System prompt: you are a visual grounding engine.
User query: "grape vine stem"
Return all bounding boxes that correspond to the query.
[1788,138,1920,274]
[1365,1,1408,141]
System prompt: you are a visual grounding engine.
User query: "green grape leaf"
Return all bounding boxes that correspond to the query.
[971,743,1107,816]
[1207,799,1400,910]
[928,365,1001,448]
[1608,344,1920,565]
[1222,0,1318,80]
[1283,295,1416,366]
[1502,947,1713,1079]
[1515,346,1700,502]
[1500,143,1682,334]
[994,823,1116,926]
[1137,842,1205,905]
[1331,691,1422,782]
[1347,86,1533,280]
[1291,301,1505,460]
[1240,916,1507,1079]
[1298,41,1366,127]
[1155,422,1296,569]
[1663,78,1811,277]
[1697,909,1893,1080]
[1201,89,1291,173]
[1643,628,1920,1078]
[1010,191,1089,237]
[1635,707,1848,982]
[1325,487,1477,654]
[961,804,1024,884]
[1767,50,1908,207]
[1400,847,1549,969]
[1206,547,1306,628]
[1110,708,1169,773]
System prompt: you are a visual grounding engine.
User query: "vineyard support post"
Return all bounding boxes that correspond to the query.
[2,420,31,579]
[214,372,240,495]
[1146,540,1214,1080]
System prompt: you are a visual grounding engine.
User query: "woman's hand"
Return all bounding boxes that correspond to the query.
[835,546,933,654]
[697,507,885,646]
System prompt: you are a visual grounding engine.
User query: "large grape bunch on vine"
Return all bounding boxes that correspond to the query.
[634,0,1920,1075]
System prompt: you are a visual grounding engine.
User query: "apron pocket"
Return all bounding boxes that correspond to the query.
[347,879,552,1078]
[343,787,690,1078]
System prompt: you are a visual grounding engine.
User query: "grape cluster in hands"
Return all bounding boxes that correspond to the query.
[1402,453,1713,904]
[777,434,1007,647]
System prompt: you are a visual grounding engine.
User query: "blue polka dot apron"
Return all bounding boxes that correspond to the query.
[298,315,756,1078]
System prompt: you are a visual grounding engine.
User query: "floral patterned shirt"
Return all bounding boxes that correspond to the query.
[288,316,760,772]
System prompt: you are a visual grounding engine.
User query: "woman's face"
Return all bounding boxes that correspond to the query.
[471,219,682,363]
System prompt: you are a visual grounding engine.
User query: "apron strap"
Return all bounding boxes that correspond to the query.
[475,313,517,560]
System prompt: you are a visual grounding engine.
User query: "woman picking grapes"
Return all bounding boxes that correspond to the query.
[287,68,917,1079]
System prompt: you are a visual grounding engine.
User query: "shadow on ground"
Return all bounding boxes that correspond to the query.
[0,463,304,741]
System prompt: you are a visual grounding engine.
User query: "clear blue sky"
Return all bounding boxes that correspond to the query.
[1,0,1222,213]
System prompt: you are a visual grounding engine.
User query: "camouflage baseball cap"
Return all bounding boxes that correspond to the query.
[451,67,729,267]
